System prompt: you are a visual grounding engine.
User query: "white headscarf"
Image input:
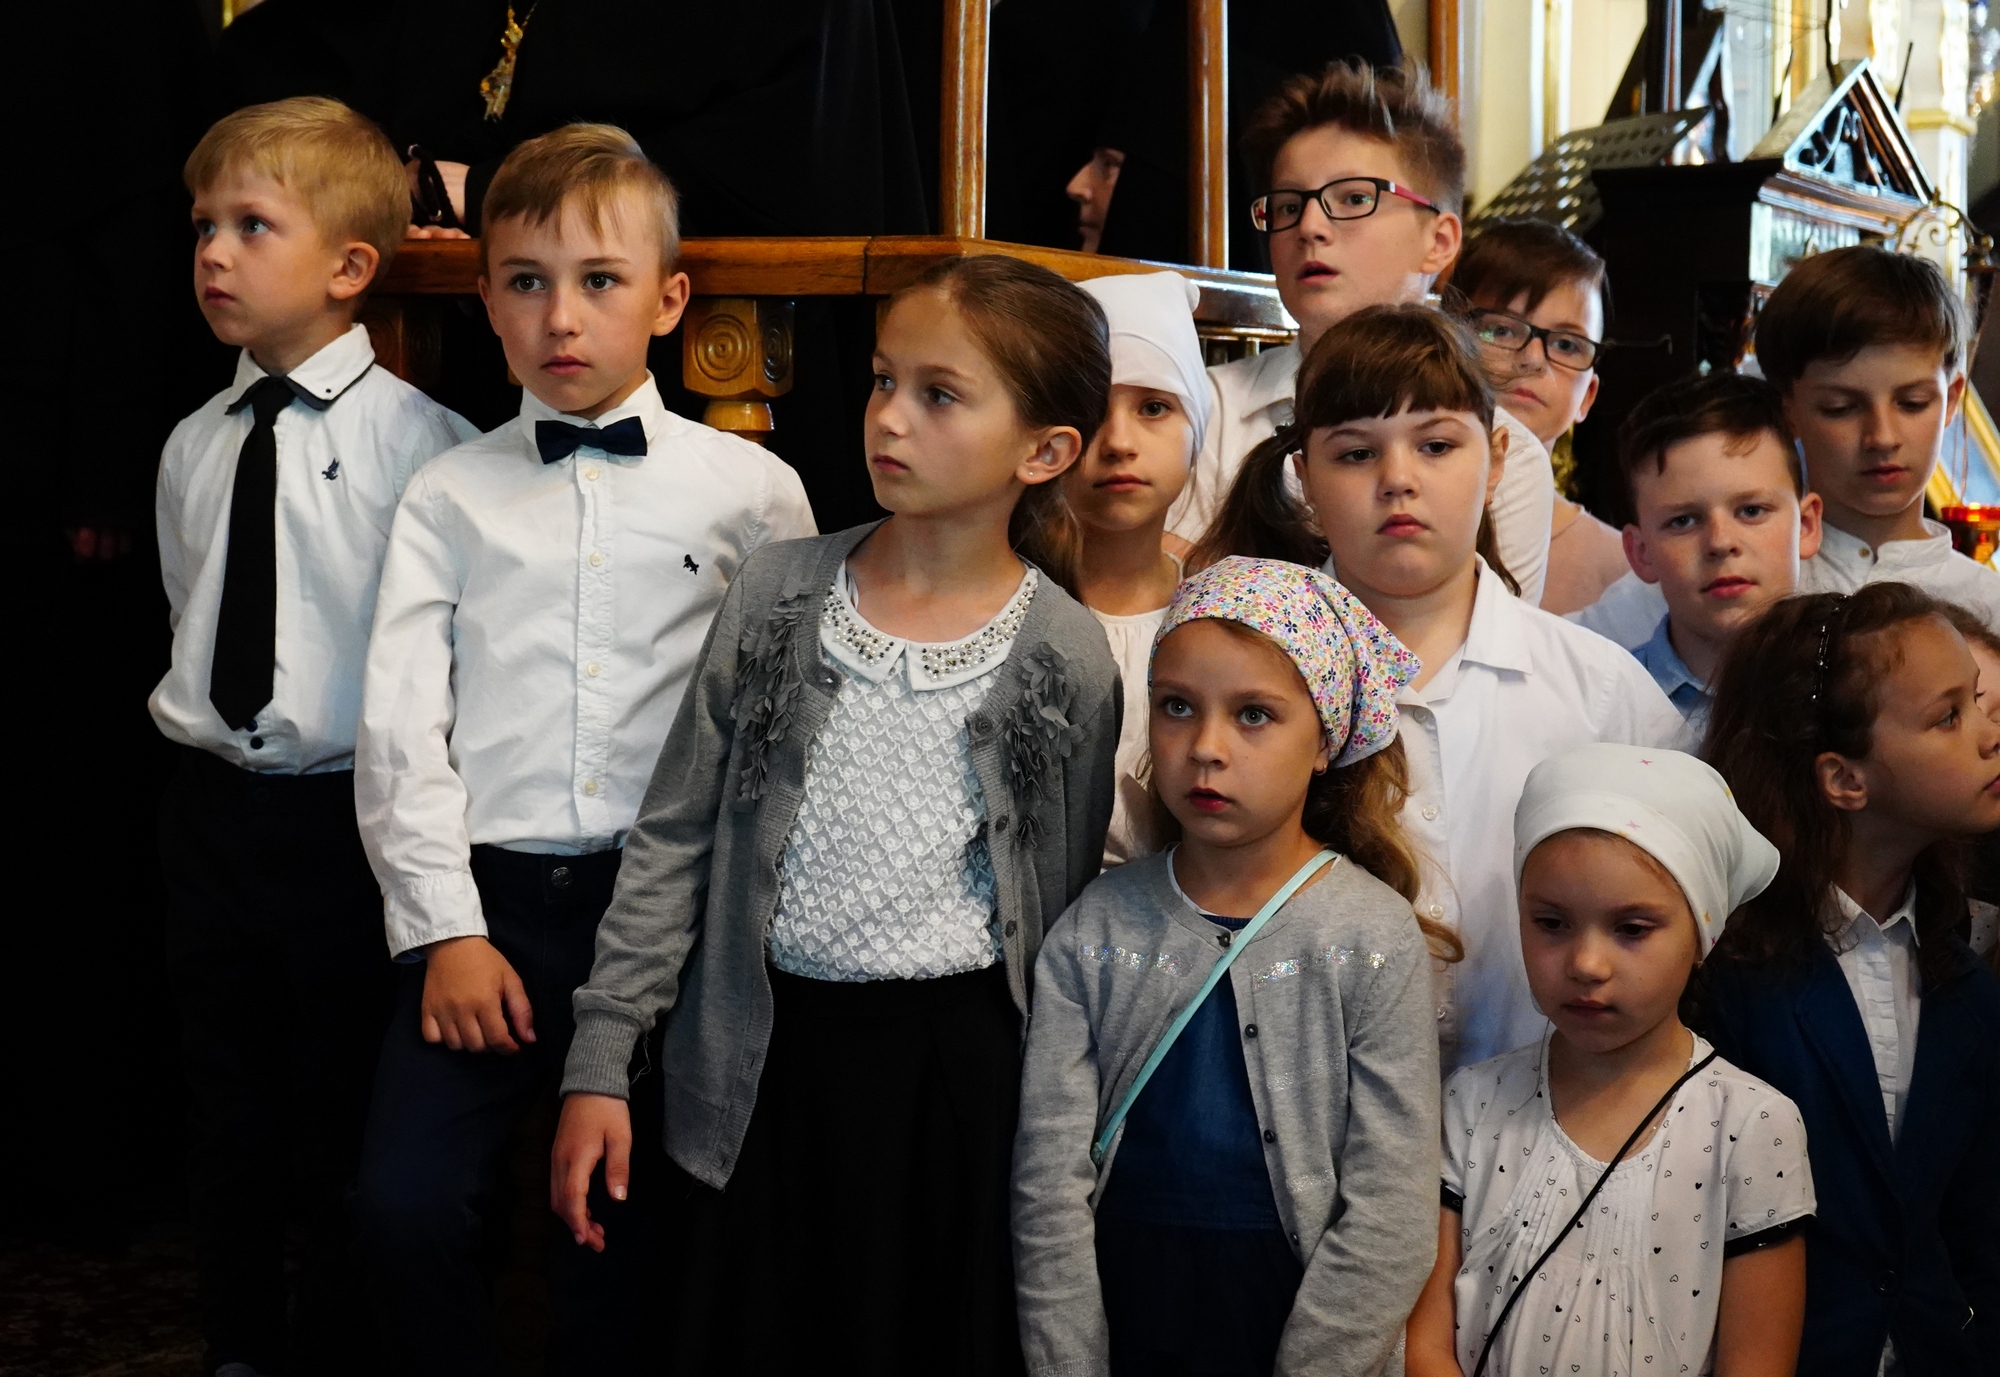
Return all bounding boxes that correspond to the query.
[1080,271,1212,462]
[1512,743,1779,956]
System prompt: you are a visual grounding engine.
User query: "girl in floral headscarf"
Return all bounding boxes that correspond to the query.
[1012,556,1443,1377]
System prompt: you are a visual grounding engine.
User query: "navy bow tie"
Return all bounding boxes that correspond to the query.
[535,416,647,464]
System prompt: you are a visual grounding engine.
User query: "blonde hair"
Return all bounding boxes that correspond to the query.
[479,123,681,275]
[185,97,408,267]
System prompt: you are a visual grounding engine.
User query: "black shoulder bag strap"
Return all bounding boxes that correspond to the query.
[1469,1048,1720,1377]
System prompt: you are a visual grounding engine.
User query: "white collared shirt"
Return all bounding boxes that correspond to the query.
[1808,519,2000,627]
[355,375,816,958]
[1164,341,1557,605]
[1572,516,2000,649]
[1827,884,1924,1142]
[1398,562,1690,1072]
[150,324,480,774]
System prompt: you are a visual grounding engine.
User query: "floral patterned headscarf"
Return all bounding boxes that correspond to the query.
[1152,556,1420,767]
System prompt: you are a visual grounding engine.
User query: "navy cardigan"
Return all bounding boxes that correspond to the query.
[1698,934,2000,1376]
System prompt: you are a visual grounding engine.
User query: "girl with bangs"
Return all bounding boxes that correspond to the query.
[1195,305,1685,1073]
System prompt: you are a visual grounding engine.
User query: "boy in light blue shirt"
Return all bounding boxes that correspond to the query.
[1618,371,1822,733]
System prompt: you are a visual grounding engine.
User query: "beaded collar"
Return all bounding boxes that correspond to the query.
[819,564,1038,691]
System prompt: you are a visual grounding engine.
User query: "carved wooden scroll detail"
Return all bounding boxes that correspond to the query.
[682,297,796,446]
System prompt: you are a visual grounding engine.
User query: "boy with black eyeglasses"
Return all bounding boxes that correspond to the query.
[1165,59,1559,606]
[1454,217,1629,614]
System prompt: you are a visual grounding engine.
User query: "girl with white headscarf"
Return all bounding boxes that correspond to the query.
[1406,743,1816,1377]
[1056,271,1214,867]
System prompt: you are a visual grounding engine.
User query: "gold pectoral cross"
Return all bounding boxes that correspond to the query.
[479,4,536,121]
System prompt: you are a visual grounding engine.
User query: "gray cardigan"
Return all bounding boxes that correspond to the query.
[1012,851,1439,1377]
[562,523,1122,1188]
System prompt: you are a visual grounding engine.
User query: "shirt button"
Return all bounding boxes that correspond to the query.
[249,736,264,750]
[1289,1231,1301,1245]
[583,466,599,481]
[1421,804,1440,821]
[1244,1023,1258,1039]
[1217,932,1233,949]
[583,779,599,796]
[1859,546,1872,559]
[1428,902,1445,919]
[1436,1004,1450,1021]
[586,662,602,677]
[588,551,605,568]
[1262,1128,1277,1144]
[1004,920,1018,937]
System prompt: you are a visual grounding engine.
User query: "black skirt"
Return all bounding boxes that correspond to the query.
[658,963,1026,1377]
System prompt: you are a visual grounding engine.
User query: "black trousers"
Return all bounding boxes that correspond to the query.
[355,845,659,1376]
[159,746,395,1377]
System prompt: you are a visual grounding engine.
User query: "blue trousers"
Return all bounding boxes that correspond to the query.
[354,845,660,1376]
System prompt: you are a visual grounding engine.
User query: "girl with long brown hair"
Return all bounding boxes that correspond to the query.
[1013,557,1442,1377]
[546,255,1123,1374]
[1696,583,2000,1376]
[1195,304,1684,1073]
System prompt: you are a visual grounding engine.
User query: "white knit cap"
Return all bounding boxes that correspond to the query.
[1512,743,1780,956]
[1080,271,1212,462]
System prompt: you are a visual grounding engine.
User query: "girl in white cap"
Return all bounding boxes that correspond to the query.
[1059,271,1214,866]
[1405,742,1816,1377]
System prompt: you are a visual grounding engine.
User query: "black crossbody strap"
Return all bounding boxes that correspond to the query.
[1469,1048,1720,1377]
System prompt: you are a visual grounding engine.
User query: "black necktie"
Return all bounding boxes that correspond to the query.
[535,416,647,465]
[210,376,295,731]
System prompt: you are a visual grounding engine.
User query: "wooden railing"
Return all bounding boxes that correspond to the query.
[368,236,1292,441]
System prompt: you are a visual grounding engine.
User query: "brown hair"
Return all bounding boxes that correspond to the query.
[1451,217,1608,320]
[480,123,681,274]
[1701,584,1969,987]
[185,96,408,270]
[1753,245,1969,393]
[894,256,1113,595]
[1613,371,1800,528]
[1191,304,1516,593]
[1154,619,1460,961]
[1242,60,1466,213]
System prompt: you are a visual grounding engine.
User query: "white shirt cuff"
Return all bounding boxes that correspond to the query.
[383,869,489,961]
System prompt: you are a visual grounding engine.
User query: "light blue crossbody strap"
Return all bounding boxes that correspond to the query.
[1090,848,1339,1167]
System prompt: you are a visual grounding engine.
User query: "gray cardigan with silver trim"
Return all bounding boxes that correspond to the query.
[1012,850,1439,1377]
[562,522,1121,1189]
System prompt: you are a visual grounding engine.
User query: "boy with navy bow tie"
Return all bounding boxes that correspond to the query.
[352,123,815,1373]
[152,98,478,1377]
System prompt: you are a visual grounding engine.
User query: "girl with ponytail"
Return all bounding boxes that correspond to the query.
[1195,304,1685,1073]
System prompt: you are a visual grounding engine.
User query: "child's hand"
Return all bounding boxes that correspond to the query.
[420,935,535,1053]
[551,1092,632,1252]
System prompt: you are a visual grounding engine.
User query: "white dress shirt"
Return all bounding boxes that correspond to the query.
[150,324,479,774]
[1164,341,1557,605]
[1572,516,2000,648]
[1396,562,1690,1072]
[356,375,817,958]
[1827,884,1923,1142]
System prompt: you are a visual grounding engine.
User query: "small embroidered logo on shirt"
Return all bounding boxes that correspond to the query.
[683,554,700,574]
[321,459,340,481]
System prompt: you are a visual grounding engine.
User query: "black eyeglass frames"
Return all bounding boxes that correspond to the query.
[1249,178,1440,233]
[1469,309,1603,372]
